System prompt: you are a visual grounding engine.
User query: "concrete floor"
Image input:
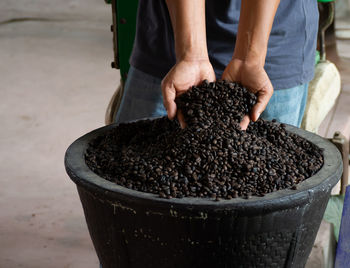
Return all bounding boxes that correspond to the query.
[0,1,350,268]
[0,1,118,267]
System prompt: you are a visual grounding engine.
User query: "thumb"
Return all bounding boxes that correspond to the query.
[240,115,250,130]
[161,81,177,120]
[177,110,186,129]
[251,86,273,122]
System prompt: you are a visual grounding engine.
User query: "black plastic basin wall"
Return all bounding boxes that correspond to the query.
[65,123,342,268]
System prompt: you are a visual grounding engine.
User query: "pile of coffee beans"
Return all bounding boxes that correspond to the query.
[85,80,323,200]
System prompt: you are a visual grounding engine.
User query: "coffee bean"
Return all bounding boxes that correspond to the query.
[85,80,323,200]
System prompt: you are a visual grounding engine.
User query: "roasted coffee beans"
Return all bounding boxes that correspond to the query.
[85,80,323,200]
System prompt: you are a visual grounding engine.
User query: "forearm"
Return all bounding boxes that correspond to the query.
[165,0,208,61]
[234,0,280,66]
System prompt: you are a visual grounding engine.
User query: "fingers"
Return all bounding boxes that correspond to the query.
[161,81,177,120]
[177,110,186,129]
[251,85,273,122]
[240,115,250,130]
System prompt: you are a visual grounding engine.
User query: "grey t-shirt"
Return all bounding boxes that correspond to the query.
[130,0,319,90]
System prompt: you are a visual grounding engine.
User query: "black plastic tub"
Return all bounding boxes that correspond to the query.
[65,123,342,268]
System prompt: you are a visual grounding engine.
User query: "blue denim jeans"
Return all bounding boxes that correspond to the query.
[116,66,308,127]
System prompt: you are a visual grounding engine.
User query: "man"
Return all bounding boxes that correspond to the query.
[115,0,318,129]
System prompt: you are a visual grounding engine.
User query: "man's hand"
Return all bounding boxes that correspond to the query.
[222,58,273,130]
[164,0,213,127]
[222,0,279,130]
[161,59,215,127]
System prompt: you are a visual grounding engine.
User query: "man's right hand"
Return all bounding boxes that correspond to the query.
[161,59,215,127]
[164,0,213,127]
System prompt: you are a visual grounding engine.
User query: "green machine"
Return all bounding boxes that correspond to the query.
[105,0,138,124]
[108,0,138,81]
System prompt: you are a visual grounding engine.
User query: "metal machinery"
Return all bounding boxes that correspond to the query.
[105,0,138,124]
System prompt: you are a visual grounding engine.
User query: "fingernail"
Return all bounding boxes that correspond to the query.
[256,112,261,121]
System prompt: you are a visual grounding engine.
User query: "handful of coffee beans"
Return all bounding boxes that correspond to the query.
[86,80,323,200]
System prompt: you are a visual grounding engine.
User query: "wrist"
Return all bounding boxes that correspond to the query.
[177,51,209,63]
[245,46,266,67]
[233,42,266,68]
[176,44,209,63]
[232,52,265,69]
[233,29,268,68]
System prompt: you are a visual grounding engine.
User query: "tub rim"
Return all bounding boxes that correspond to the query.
[65,121,342,212]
